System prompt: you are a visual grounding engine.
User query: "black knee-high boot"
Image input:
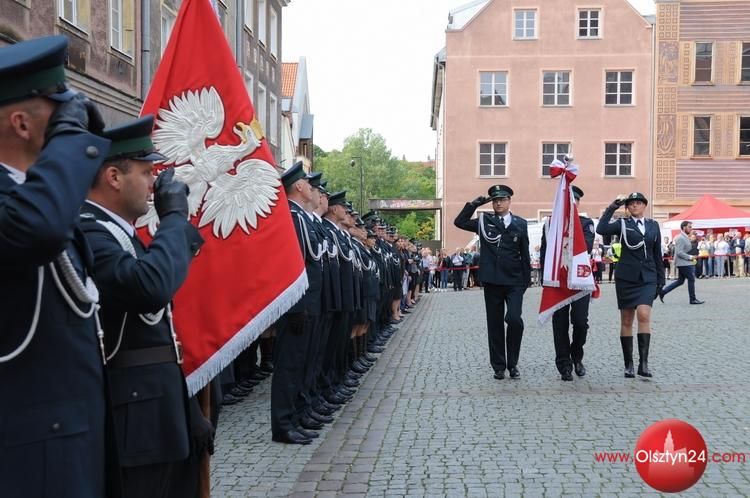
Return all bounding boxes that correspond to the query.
[637,333,652,377]
[620,336,635,378]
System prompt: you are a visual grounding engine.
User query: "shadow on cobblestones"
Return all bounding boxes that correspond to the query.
[212,279,750,497]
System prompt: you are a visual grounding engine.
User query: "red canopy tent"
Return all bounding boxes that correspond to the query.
[663,195,750,232]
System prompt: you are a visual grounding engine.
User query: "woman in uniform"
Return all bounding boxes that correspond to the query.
[596,192,665,378]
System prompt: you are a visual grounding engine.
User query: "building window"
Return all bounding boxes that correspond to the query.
[693,116,711,156]
[244,71,254,101]
[541,143,570,176]
[479,143,507,177]
[514,10,536,39]
[742,42,750,82]
[605,71,633,105]
[110,0,134,56]
[604,142,633,176]
[740,116,750,156]
[59,0,90,30]
[257,83,267,133]
[578,9,601,38]
[161,6,176,55]
[258,0,267,47]
[244,0,254,31]
[543,71,570,106]
[269,93,278,145]
[479,71,508,106]
[269,7,278,58]
[694,42,713,83]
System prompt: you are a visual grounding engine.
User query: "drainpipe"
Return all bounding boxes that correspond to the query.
[236,0,244,66]
[141,0,151,100]
[649,21,655,219]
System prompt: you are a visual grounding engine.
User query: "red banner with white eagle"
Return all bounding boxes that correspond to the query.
[138,0,306,394]
[538,159,596,325]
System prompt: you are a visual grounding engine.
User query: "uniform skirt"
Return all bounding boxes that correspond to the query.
[615,279,656,309]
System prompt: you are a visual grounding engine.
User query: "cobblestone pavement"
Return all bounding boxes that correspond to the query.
[211,278,750,497]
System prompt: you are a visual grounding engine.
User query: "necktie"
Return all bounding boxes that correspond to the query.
[637,219,644,234]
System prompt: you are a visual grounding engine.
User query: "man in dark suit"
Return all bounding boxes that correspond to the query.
[271,161,324,445]
[540,186,595,381]
[0,36,118,498]
[80,115,210,498]
[454,185,531,380]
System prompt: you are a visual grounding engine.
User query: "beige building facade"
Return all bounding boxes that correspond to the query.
[652,0,750,221]
[433,0,654,249]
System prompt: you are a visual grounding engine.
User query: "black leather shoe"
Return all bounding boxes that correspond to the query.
[346,371,363,380]
[508,366,520,379]
[323,393,347,405]
[221,393,241,406]
[574,362,586,377]
[690,299,705,305]
[259,361,274,374]
[493,371,505,380]
[356,358,374,368]
[299,416,324,431]
[344,378,359,388]
[238,379,258,389]
[350,363,368,374]
[309,411,334,424]
[313,404,336,416]
[368,345,385,354]
[561,371,574,381]
[229,386,251,397]
[363,352,378,362]
[272,430,311,445]
[337,386,356,396]
[248,371,269,381]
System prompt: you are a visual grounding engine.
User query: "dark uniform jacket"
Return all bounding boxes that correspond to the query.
[80,202,202,467]
[289,201,323,315]
[323,218,355,312]
[454,203,531,287]
[540,216,595,273]
[596,204,665,286]
[312,215,341,313]
[0,133,114,498]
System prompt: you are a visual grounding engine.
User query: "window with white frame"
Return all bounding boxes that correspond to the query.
[258,0,267,46]
[111,0,123,51]
[269,93,278,145]
[694,42,713,83]
[479,143,507,177]
[604,142,632,176]
[244,0,254,31]
[741,42,750,82]
[257,83,267,133]
[269,7,278,58]
[541,143,571,176]
[739,116,750,156]
[693,116,711,156]
[605,71,633,105]
[514,10,536,39]
[542,71,570,106]
[161,6,176,54]
[60,0,91,30]
[244,71,254,101]
[578,9,601,38]
[479,71,508,106]
[109,0,134,56]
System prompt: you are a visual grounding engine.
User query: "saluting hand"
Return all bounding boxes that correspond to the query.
[44,93,106,145]
[471,195,489,207]
[154,167,190,220]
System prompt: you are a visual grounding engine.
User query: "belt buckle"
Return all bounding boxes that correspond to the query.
[175,341,184,365]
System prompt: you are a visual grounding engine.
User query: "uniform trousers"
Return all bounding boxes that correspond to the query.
[271,313,315,435]
[122,462,174,498]
[483,283,524,373]
[306,313,332,402]
[551,295,590,374]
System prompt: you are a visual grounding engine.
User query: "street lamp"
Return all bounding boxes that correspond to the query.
[350,156,365,213]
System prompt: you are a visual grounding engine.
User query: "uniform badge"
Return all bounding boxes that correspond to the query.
[80,212,95,220]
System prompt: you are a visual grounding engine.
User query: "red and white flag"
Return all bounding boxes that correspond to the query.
[137,0,306,394]
[538,159,596,325]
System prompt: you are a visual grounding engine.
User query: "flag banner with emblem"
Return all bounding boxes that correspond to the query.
[137,0,307,395]
[538,159,596,325]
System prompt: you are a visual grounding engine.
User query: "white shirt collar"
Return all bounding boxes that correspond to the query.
[289,199,314,221]
[85,200,135,237]
[0,163,27,184]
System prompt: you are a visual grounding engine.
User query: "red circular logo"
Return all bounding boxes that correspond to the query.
[634,419,708,493]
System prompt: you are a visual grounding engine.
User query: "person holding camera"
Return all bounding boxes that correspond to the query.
[596,192,664,379]
[454,185,530,380]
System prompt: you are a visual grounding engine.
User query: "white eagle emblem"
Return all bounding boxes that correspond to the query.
[135,86,280,238]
